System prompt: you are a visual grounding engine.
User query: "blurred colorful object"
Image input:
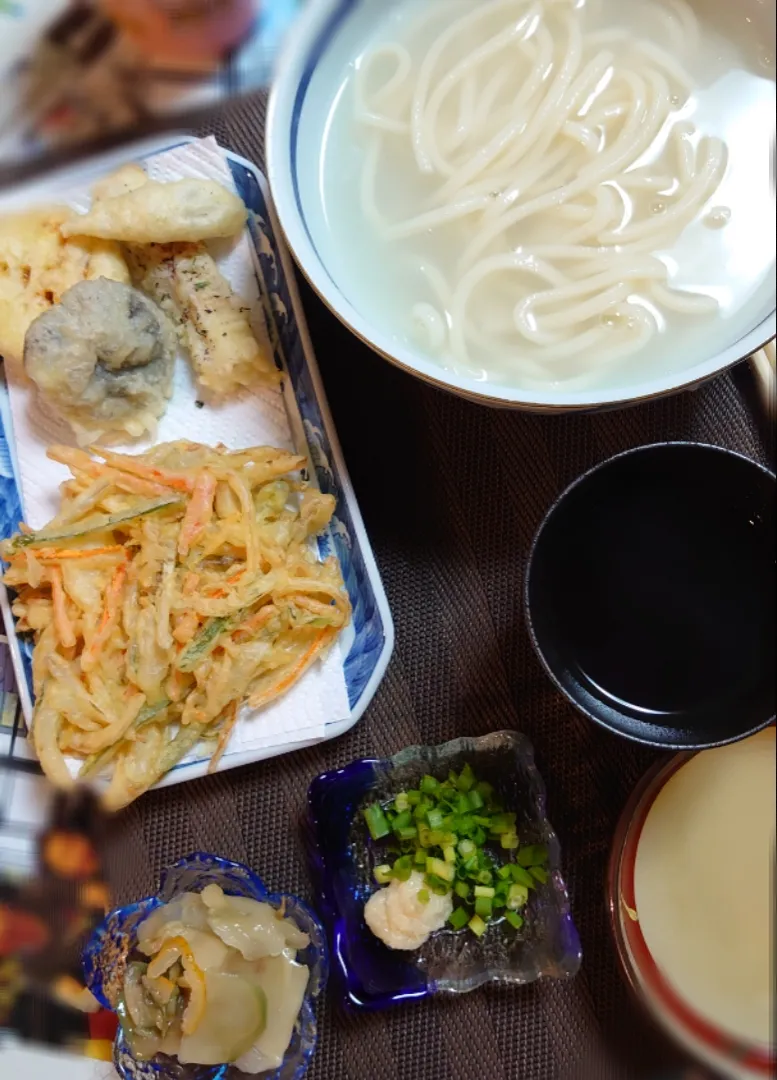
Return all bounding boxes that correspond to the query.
[98,0,258,63]
[0,0,302,176]
[0,784,115,1056]
[0,905,49,954]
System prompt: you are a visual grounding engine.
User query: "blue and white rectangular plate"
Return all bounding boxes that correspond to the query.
[0,134,393,784]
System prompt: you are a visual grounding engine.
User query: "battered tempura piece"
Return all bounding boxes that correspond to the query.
[126,242,279,394]
[24,278,177,444]
[1,440,350,807]
[0,207,129,362]
[75,165,278,395]
[90,162,148,201]
[61,179,246,243]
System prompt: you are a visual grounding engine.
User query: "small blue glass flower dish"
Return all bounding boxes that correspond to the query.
[306,730,582,1011]
[82,853,328,1080]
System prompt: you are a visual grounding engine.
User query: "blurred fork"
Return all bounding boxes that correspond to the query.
[749,339,776,419]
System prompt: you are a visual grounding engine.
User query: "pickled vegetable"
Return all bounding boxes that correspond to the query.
[177,971,265,1066]
[117,884,309,1070]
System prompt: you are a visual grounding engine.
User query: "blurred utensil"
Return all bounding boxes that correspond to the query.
[749,340,776,418]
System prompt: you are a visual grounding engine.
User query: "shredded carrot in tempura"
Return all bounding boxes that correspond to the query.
[0,440,350,808]
[81,564,127,671]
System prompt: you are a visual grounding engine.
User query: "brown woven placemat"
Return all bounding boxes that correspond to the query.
[103,92,774,1080]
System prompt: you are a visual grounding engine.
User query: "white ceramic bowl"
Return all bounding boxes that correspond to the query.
[266,0,776,412]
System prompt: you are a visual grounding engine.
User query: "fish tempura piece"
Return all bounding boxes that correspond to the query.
[170,244,279,393]
[126,242,279,393]
[91,163,149,201]
[61,179,247,243]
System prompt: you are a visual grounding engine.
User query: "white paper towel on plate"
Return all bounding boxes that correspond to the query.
[5,136,349,760]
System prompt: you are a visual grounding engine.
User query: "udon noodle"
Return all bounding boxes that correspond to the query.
[354,0,730,384]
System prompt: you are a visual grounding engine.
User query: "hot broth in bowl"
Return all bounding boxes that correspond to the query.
[268,0,776,409]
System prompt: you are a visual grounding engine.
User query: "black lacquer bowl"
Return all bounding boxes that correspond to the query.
[525,443,775,749]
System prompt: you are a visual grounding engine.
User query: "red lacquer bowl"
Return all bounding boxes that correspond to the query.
[607,753,775,1079]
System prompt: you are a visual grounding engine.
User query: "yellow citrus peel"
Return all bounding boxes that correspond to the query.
[147,935,206,1035]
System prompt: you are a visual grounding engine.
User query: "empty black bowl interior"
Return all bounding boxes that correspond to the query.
[526,444,776,748]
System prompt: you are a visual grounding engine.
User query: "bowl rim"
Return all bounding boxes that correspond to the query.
[265,0,777,412]
[523,441,777,749]
[606,748,776,1076]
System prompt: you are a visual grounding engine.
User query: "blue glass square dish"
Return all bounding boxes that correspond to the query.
[82,853,328,1080]
[306,731,582,1010]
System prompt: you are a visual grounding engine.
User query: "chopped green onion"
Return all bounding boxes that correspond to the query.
[489,814,515,835]
[424,874,451,895]
[457,764,475,792]
[448,907,470,931]
[467,789,485,811]
[426,856,454,882]
[361,762,539,940]
[474,896,493,919]
[510,865,536,889]
[517,845,548,867]
[507,883,529,910]
[468,913,487,937]
[374,864,392,885]
[363,804,390,841]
